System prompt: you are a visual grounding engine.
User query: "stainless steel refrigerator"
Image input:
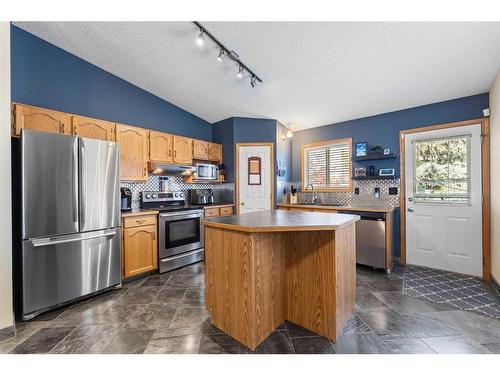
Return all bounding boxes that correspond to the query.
[19,130,121,320]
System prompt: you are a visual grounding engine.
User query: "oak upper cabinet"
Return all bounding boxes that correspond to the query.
[12,103,72,136]
[115,124,149,181]
[208,142,222,163]
[149,131,173,162]
[122,214,158,279]
[173,135,192,165]
[193,139,209,160]
[72,115,115,141]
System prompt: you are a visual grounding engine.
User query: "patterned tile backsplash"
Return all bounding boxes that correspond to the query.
[281,179,400,208]
[121,176,235,209]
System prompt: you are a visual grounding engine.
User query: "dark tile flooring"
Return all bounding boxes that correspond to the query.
[2,262,500,354]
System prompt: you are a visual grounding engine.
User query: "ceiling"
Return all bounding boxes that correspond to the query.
[13,22,500,131]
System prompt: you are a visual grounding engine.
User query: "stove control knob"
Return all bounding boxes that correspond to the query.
[174,193,179,198]
[179,193,184,198]
[145,194,151,199]
[151,194,157,199]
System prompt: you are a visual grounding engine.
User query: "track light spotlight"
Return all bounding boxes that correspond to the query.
[217,49,225,62]
[250,76,257,87]
[196,29,204,46]
[236,65,244,79]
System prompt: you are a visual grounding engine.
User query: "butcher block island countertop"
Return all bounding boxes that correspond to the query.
[202,210,360,351]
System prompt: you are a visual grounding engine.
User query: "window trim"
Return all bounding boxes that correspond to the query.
[301,138,353,192]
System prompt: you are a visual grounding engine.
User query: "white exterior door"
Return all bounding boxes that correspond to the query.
[405,124,483,276]
[238,145,272,214]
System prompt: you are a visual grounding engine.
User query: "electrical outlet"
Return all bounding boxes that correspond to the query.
[389,187,398,195]
[354,187,359,195]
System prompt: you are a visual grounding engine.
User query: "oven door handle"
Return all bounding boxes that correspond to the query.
[160,212,203,220]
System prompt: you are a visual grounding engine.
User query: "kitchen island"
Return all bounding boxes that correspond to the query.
[203,210,360,350]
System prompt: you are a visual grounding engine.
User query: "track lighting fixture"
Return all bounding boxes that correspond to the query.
[193,21,263,88]
[236,65,244,79]
[217,49,225,62]
[196,29,204,46]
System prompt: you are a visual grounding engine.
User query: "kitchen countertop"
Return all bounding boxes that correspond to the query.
[277,203,395,213]
[121,209,159,218]
[203,209,359,232]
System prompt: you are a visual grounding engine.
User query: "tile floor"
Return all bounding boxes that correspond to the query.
[2,262,500,354]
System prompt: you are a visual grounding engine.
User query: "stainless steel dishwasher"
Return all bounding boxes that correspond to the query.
[339,210,386,270]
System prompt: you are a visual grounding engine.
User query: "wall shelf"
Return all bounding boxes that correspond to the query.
[352,175,398,181]
[353,153,396,162]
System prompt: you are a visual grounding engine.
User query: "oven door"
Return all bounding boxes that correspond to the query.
[159,211,204,258]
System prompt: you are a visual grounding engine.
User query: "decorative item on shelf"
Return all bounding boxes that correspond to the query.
[379,168,395,177]
[355,142,368,157]
[368,165,376,176]
[218,163,226,177]
[384,148,391,155]
[248,156,261,185]
[369,145,384,155]
[354,167,367,177]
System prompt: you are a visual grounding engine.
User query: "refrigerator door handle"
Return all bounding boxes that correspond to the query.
[71,142,79,224]
[79,140,87,230]
[32,230,116,248]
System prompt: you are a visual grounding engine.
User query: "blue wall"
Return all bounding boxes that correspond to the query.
[292,93,489,258]
[10,25,212,141]
[292,93,489,180]
[212,117,278,185]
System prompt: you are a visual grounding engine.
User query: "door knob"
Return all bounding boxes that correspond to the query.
[407,207,414,212]
[241,202,245,206]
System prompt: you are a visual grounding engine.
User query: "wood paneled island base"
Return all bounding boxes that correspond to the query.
[203,210,359,351]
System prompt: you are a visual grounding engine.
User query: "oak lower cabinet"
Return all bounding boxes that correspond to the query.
[193,139,209,160]
[173,136,193,165]
[149,130,173,162]
[122,214,158,279]
[72,115,115,141]
[12,103,72,136]
[208,143,222,163]
[203,205,234,218]
[116,124,149,181]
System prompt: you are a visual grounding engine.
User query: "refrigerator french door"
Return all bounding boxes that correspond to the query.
[20,130,121,320]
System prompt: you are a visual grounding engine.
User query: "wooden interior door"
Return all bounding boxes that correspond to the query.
[72,115,115,141]
[209,143,222,163]
[122,225,157,278]
[115,124,148,181]
[14,103,72,136]
[193,139,209,160]
[149,131,173,162]
[173,135,193,165]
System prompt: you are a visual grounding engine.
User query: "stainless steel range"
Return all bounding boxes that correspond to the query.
[140,191,204,273]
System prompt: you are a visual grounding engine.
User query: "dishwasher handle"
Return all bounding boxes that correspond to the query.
[338,210,385,221]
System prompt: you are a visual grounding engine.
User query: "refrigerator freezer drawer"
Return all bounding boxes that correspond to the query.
[21,228,121,319]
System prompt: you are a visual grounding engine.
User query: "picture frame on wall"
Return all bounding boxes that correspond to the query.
[355,142,367,157]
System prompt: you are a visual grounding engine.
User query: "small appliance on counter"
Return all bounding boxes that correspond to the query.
[290,185,298,204]
[140,191,204,273]
[190,188,215,205]
[121,187,132,212]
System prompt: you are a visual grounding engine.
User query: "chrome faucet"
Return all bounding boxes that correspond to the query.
[305,183,318,204]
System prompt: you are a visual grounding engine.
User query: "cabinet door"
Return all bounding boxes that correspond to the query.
[116,124,148,181]
[149,131,173,162]
[173,136,193,165]
[13,103,71,136]
[72,115,115,141]
[192,139,209,160]
[208,143,222,163]
[122,224,158,278]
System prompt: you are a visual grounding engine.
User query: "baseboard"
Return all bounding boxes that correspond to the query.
[0,325,15,342]
[490,275,500,296]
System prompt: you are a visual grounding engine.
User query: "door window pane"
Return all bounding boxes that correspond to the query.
[413,135,471,203]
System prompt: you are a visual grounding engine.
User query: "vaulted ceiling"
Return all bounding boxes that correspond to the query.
[14,22,500,130]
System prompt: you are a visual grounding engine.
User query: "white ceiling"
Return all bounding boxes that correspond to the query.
[13,22,500,131]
